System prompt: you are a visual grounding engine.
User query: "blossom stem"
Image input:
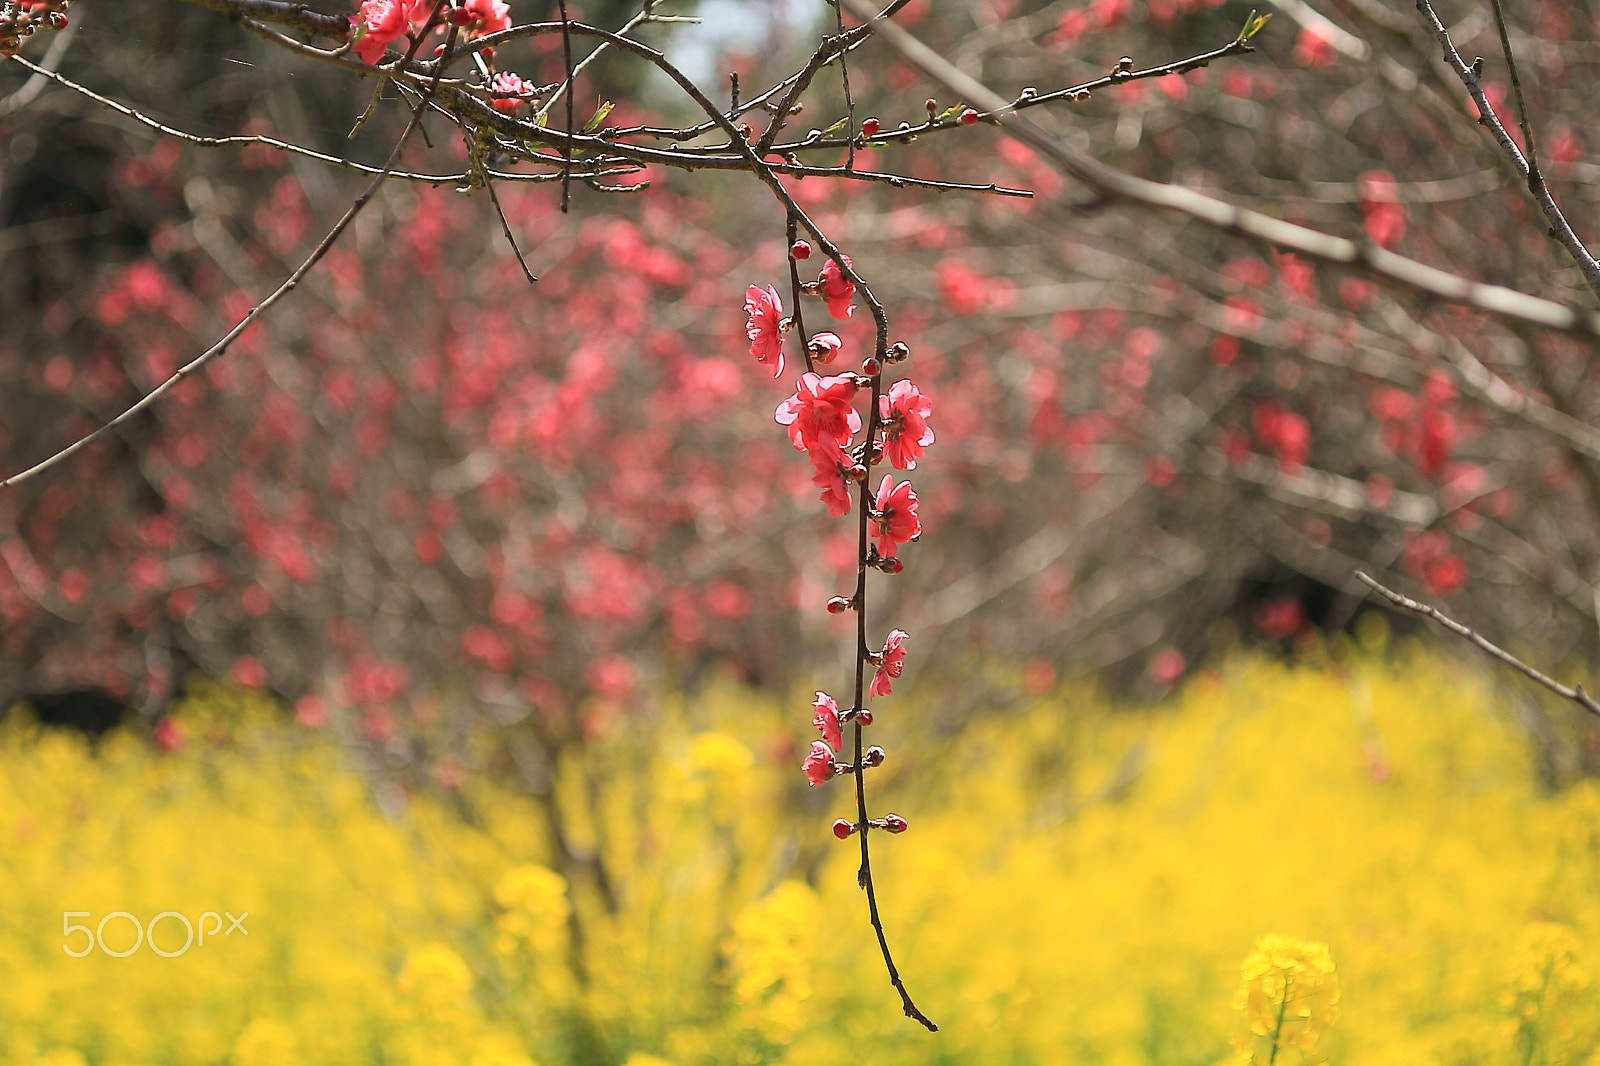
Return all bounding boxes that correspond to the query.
[846,330,935,1031]
[786,210,815,375]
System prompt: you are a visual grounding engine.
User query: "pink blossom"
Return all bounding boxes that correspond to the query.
[775,372,861,451]
[744,284,784,376]
[802,740,835,786]
[352,0,411,65]
[490,71,535,113]
[807,436,853,517]
[807,331,842,365]
[812,691,843,750]
[871,475,921,558]
[879,379,934,470]
[463,0,511,34]
[818,255,856,320]
[869,629,909,696]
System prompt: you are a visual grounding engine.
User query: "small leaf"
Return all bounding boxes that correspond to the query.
[582,100,615,134]
[821,116,849,137]
[935,103,967,123]
[1239,9,1272,40]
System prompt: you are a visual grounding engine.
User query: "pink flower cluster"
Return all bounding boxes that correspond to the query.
[739,248,930,800]
[350,0,510,66]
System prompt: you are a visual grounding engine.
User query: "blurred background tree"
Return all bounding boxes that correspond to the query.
[5,0,1600,806]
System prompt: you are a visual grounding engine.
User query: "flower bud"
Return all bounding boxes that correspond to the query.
[826,596,852,614]
[856,709,873,726]
[47,10,68,29]
[832,818,857,839]
[449,7,477,25]
[791,239,812,260]
[860,116,880,137]
[739,123,754,140]
[848,463,867,482]
[886,341,910,363]
[925,98,938,117]
[864,745,886,767]
[861,357,881,377]
[959,108,979,125]
[878,557,904,575]
[883,813,908,833]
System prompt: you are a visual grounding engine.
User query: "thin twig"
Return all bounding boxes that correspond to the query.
[1,12,458,491]
[1354,572,1600,717]
[1486,0,1538,176]
[534,3,694,121]
[786,211,815,375]
[557,0,574,212]
[2,55,554,184]
[485,175,538,283]
[833,0,857,174]
[1414,0,1600,301]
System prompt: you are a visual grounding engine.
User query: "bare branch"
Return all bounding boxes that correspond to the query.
[1414,0,1600,301]
[1354,571,1600,717]
[1,14,459,491]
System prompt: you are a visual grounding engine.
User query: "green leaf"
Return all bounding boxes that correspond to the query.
[935,103,967,123]
[821,117,849,137]
[1239,9,1272,40]
[582,100,615,134]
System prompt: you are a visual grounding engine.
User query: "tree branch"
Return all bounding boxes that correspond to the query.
[1354,571,1600,717]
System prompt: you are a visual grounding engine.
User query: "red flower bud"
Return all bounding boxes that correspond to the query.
[925,98,937,113]
[860,116,880,137]
[884,813,908,833]
[857,709,873,726]
[47,10,68,28]
[886,341,910,363]
[832,818,856,839]
[959,108,979,125]
[826,596,851,614]
[791,239,812,260]
[865,745,886,767]
[879,557,904,575]
[861,357,881,377]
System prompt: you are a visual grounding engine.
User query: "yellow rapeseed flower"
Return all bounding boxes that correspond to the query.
[492,864,570,955]
[1231,934,1340,1063]
[230,1019,298,1066]
[1503,921,1592,1062]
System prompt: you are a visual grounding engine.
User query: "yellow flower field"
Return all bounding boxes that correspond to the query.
[3,636,1598,1066]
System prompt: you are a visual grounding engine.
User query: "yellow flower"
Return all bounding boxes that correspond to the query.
[231,1019,298,1066]
[1504,921,1591,1061]
[398,942,475,1019]
[492,864,570,954]
[727,881,821,1045]
[1231,935,1340,1063]
[621,1055,676,1066]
